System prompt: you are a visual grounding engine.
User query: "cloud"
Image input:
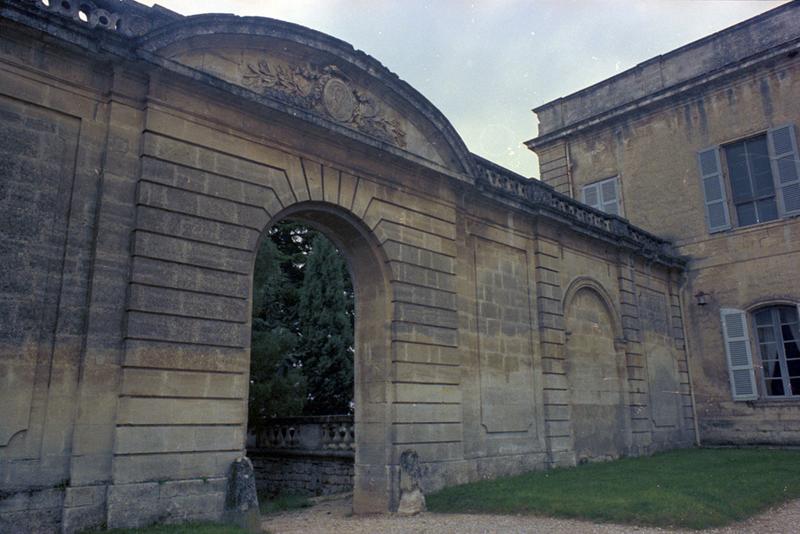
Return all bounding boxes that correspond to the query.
[148,0,786,176]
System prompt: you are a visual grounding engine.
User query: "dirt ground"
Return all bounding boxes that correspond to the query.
[262,494,800,534]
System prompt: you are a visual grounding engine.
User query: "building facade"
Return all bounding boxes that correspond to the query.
[528,2,800,446]
[0,1,696,532]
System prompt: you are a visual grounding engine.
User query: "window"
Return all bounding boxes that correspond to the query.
[699,124,800,233]
[721,305,800,401]
[725,135,778,226]
[582,176,620,215]
[754,306,800,398]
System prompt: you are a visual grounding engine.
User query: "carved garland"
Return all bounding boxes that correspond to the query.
[242,61,407,148]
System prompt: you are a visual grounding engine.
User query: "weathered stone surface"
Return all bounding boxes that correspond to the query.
[0,1,699,532]
[223,457,260,533]
[529,2,799,448]
[249,416,355,497]
[397,450,426,516]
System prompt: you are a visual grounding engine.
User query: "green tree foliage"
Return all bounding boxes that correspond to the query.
[248,221,354,428]
[297,234,354,415]
[248,235,305,431]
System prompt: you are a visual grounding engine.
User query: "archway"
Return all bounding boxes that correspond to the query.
[248,202,393,513]
[247,218,355,503]
[563,281,628,463]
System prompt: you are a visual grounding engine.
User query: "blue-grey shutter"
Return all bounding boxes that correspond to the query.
[600,177,620,215]
[767,124,800,216]
[582,183,600,209]
[720,308,757,400]
[697,147,731,232]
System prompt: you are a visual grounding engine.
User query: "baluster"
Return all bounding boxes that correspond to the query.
[328,423,337,450]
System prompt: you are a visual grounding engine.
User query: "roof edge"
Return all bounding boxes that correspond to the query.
[526,37,800,149]
[532,1,795,115]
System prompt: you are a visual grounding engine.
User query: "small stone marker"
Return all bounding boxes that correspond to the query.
[397,449,426,515]
[224,457,261,532]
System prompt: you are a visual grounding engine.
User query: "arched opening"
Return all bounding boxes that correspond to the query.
[564,285,627,463]
[246,202,392,514]
[247,219,355,507]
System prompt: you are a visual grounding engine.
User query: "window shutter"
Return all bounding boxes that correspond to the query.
[720,308,757,400]
[582,183,600,209]
[767,124,800,216]
[697,148,731,232]
[601,177,620,215]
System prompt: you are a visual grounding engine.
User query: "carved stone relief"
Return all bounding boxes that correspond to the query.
[242,61,407,148]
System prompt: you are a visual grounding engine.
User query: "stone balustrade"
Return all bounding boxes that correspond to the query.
[250,415,354,453]
[248,416,354,497]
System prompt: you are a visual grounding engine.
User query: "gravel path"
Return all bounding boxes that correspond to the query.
[262,494,800,534]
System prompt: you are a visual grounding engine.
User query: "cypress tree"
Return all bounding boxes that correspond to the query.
[248,236,306,430]
[297,234,354,415]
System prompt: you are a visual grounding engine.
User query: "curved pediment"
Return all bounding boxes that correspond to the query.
[138,15,476,178]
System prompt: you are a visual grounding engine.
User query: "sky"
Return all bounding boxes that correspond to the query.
[147,0,787,177]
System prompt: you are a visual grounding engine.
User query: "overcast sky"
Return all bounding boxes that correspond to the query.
[148,0,786,177]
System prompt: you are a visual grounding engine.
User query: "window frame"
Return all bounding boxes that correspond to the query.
[581,175,623,216]
[750,305,800,400]
[701,123,800,234]
[720,133,779,228]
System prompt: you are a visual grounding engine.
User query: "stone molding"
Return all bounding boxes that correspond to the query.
[5,0,684,268]
[28,0,179,37]
[242,61,407,148]
[474,157,682,267]
[527,3,800,147]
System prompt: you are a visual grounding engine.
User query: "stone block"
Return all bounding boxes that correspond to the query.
[116,397,244,425]
[107,482,161,528]
[62,485,104,508]
[120,367,246,399]
[393,403,461,424]
[130,256,250,299]
[394,383,461,404]
[113,451,241,484]
[394,342,461,366]
[394,301,458,329]
[394,422,462,444]
[393,361,460,385]
[115,425,245,454]
[124,339,249,373]
[126,310,248,348]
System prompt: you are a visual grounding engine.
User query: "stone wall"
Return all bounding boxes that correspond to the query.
[529,3,800,446]
[1,2,692,532]
[250,453,354,497]
[248,417,355,497]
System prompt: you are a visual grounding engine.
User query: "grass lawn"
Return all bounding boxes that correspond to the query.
[427,448,800,529]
